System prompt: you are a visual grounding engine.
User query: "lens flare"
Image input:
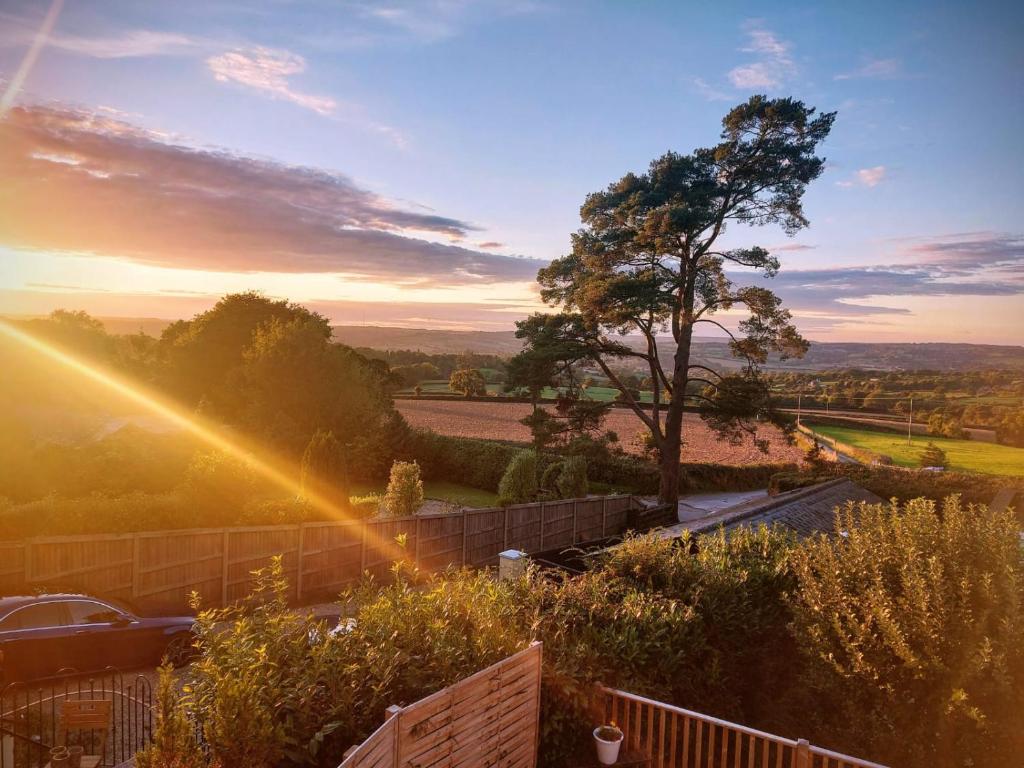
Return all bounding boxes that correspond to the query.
[0,318,405,563]
[0,0,63,117]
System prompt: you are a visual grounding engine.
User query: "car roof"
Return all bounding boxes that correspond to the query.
[0,594,123,615]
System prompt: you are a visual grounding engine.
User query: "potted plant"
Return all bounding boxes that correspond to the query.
[593,722,624,765]
[49,747,70,768]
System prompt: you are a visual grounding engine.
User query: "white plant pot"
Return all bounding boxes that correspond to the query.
[593,726,623,765]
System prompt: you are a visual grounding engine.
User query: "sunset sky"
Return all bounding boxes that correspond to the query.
[0,0,1021,343]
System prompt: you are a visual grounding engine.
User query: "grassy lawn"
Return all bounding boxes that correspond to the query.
[809,423,1024,477]
[348,479,499,507]
[398,380,672,403]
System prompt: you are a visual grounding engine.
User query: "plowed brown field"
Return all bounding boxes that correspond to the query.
[396,399,804,465]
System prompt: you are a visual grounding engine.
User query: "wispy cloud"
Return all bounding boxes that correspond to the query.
[836,165,887,188]
[206,47,336,115]
[834,57,903,81]
[728,21,794,89]
[739,232,1024,323]
[0,104,541,285]
[690,77,732,102]
[477,241,505,249]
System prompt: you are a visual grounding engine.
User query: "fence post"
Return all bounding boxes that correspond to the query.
[461,512,469,567]
[414,516,422,567]
[221,530,230,606]
[23,541,32,589]
[503,506,510,549]
[795,739,810,768]
[386,704,402,762]
[359,522,368,575]
[601,497,608,537]
[539,501,546,550]
[131,532,141,600]
[295,524,305,601]
[571,499,578,544]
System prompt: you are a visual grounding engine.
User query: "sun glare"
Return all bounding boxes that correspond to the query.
[0,318,405,560]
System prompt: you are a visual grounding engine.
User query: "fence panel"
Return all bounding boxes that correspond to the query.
[225,526,300,603]
[506,504,544,553]
[26,536,134,602]
[464,508,505,567]
[299,521,364,598]
[417,513,470,571]
[340,642,542,768]
[3,495,649,612]
[0,543,26,595]
[574,498,605,542]
[134,529,223,611]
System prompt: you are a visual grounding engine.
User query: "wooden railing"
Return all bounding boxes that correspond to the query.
[339,642,542,768]
[596,687,889,768]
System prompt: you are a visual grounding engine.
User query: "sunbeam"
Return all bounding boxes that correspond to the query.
[0,318,406,562]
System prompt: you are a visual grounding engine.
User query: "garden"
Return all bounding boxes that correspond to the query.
[138,495,1024,768]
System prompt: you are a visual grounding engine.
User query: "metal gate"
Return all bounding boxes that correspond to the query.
[0,669,153,768]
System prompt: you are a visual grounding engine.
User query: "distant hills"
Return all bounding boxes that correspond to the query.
[42,318,1024,372]
[330,325,1024,372]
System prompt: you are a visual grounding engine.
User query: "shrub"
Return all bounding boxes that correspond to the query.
[380,460,423,517]
[299,429,348,509]
[186,560,343,768]
[919,441,947,468]
[135,663,205,768]
[556,455,588,499]
[812,463,1021,506]
[498,450,539,505]
[790,497,1024,768]
[182,450,268,510]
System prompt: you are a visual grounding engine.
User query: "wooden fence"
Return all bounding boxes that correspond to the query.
[339,642,542,768]
[0,495,658,612]
[596,686,889,768]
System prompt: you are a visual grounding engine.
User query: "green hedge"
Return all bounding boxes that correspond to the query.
[775,463,1023,507]
[401,430,795,496]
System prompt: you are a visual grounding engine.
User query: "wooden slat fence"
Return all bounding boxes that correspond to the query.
[0,495,651,612]
[596,687,889,768]
[339,642,542,768]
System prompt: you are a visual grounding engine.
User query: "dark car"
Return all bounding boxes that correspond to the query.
[0,593,195,685]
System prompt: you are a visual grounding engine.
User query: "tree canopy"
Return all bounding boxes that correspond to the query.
[518,95,835,501]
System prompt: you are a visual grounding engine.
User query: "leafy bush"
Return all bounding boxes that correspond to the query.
[182,450,268,510]
[135,663,205,768]
[498,450,539,505]
[556,455,588,498]
[790,497,1024,768]
[380,461,424,517]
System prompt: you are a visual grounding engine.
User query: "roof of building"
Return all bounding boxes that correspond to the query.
[657,479,884,540]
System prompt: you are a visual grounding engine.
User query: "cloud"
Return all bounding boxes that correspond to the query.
[0,104,543,284]
[834,58,902,81]
[728,22,794,89]
[836,166,887,188]
[206,47,336,115]
[857,166,886,187]
[690,77,732,101]
[477,241,505,249]
[736,232,1024,322]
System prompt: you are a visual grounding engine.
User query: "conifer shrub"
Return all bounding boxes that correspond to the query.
[380,460,424,517]
[556,455,588,499]
[497,450,539,505]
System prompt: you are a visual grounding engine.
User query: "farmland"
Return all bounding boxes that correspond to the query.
[396,399,806,465]
[808,423,1024,477]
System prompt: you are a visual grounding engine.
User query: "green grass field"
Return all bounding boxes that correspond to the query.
[809,423,1024,477]
[349,479,498,507]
